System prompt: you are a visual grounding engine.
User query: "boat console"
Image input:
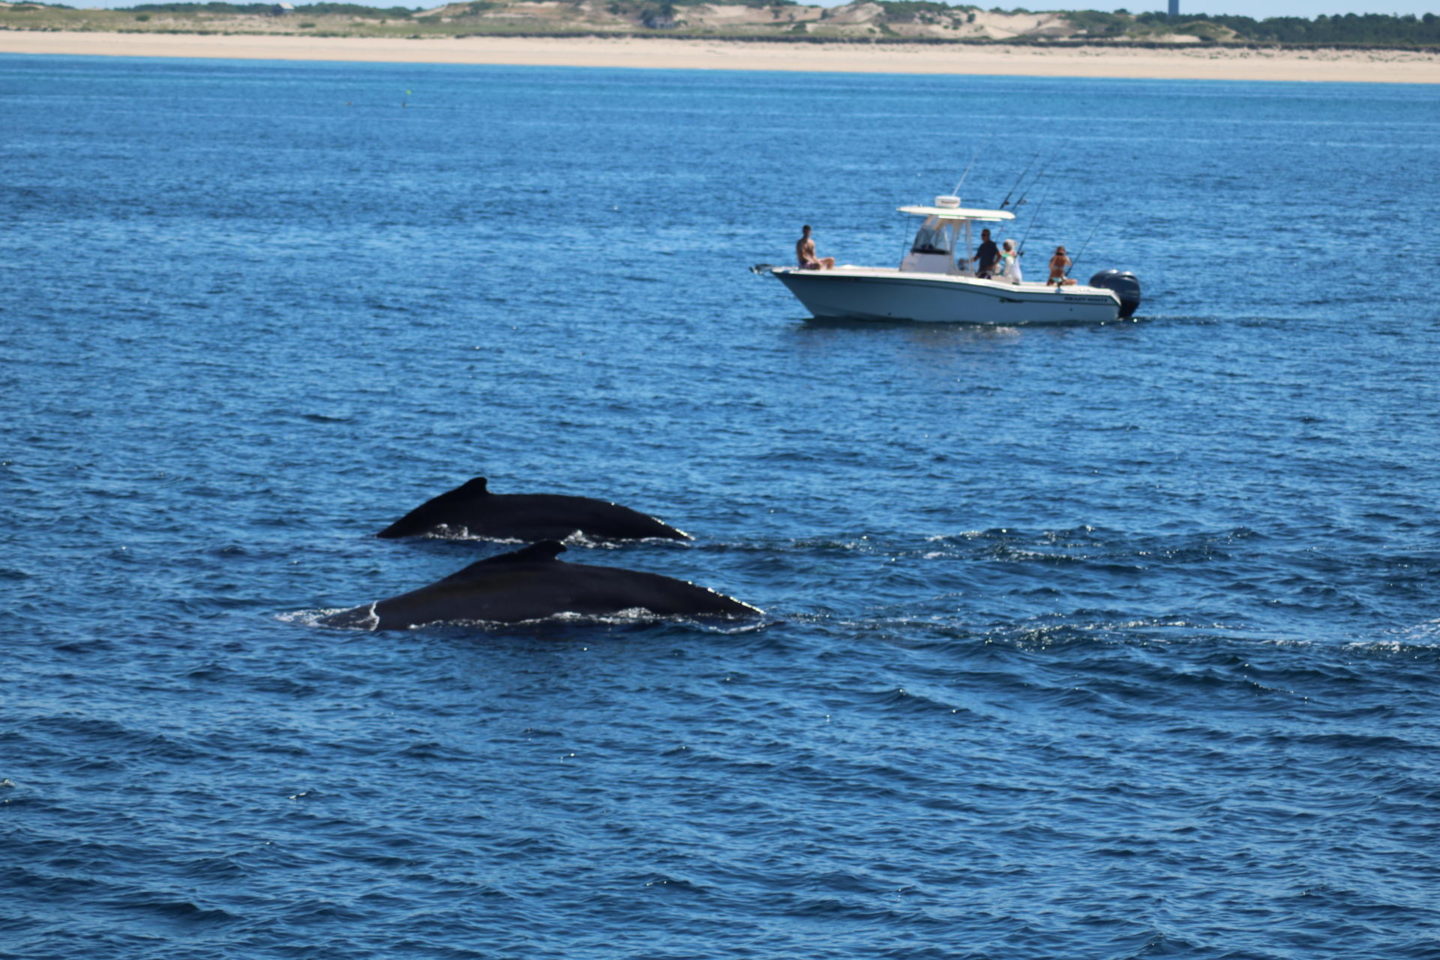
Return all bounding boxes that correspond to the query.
[897,195,1008,276]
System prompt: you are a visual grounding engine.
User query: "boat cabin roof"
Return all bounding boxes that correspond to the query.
[897,204,1015,223]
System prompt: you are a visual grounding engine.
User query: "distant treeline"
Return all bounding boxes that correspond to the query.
[1179,12,1439,45]
[1071,8,1440,44]
[127,2,418,15]
[82,1,1440,45]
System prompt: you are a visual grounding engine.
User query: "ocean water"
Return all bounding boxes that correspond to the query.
[3,54,1439,958]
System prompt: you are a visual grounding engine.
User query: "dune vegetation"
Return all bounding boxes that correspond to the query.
[1,0,1437,47]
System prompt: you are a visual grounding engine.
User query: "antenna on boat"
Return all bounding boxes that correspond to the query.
[951,147,980,197]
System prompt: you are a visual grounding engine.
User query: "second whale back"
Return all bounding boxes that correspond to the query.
[376,477,691,542]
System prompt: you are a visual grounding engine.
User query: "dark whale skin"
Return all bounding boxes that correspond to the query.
[375,477,690,542]
[323,541,759,629]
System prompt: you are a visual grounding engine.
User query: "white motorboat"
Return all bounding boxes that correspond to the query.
[761,196,1141,325]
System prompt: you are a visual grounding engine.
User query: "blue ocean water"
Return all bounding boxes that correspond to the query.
[2,53,1439,958]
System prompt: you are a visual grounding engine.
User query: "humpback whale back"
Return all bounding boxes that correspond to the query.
[375,478,690,542]
[324,541,758,629]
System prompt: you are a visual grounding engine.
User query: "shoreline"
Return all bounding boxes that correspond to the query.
[2,31,1439,82]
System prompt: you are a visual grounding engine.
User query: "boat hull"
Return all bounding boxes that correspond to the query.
[771,267,1121,325]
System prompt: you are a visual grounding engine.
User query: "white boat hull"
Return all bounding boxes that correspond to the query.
[771,266,1121,325]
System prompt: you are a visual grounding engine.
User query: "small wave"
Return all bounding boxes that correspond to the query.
[560,531,695,550]
[279,607,377,630]
[917,525,1258,567]
[636,873,707,893]
[1342,637,1440,658]
[31,716,210,762]
[414,527,526,544]
[184,662,235,682]
[853,685,982,719]
[403,527,689,549]
[101,895,239,927]
[245,676,320,697]
[287,607,772,634]
[702,536,882,555]
[176,854,248,883]
[1281,731,1427,752]
[395,740,473,762]
[771,890,933,925]
[1396,618,1440,645]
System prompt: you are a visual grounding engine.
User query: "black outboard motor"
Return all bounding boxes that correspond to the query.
[1089,270,1142,319]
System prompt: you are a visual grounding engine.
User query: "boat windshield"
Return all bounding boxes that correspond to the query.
[909,218,954,256]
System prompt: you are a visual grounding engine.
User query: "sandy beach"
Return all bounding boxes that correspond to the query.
[1,30,1437,82]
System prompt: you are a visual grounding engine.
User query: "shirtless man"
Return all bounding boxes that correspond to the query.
[796,225,835,270]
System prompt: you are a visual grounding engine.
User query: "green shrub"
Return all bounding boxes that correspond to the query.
[1067,9,1127,36]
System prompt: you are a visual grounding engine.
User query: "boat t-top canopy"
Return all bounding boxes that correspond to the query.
[898,204,1015,222]
[895,195,1015,275]
[898,195,1015,223]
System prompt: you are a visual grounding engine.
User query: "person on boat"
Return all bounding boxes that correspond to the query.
[1000,239,1022,284]
[971,228,1000,278]
[796,225,835,271]
[1047,245,1077,287]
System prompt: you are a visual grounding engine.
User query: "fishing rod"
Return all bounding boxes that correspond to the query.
[1066,221,1102,277]
[999,153,1042,209]
[1016,176,1053,257]
[1009,164,1047,211]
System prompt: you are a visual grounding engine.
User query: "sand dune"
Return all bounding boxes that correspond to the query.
[1,30,1437,83]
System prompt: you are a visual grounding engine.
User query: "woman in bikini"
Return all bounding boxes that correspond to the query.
[1048,246,1076,286]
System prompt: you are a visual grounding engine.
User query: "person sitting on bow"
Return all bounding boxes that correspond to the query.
[796,224,835,271]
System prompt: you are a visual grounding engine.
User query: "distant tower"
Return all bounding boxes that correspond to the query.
[1168,0,1179,15]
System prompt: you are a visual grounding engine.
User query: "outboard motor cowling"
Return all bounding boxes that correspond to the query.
[1089,269,1142,319]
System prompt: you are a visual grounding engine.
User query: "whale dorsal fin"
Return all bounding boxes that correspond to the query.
[375,477,492,539]
[442,541,567,582]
